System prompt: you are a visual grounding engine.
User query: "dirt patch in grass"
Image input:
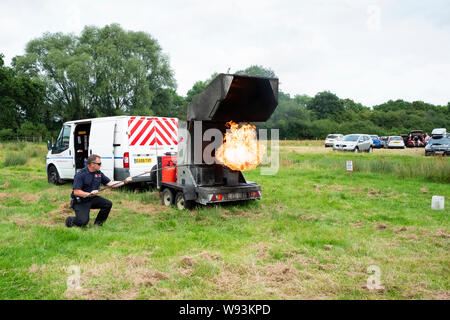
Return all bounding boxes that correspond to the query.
[210,257,336,299]
[264,263,299,283]
[19,192,41,203]
[29,264,47,274]
[0,192,41,202]
[252,242,271,260]
[349,221,364,228]
[398,234,419,240]
[124,255,150,268]
[180,255,197,267]
[63,254,170,300]
[0,182,9,189]
[300,215,318,221]
[435,230,450,238]
[118,200,168,215]
[197,251,222,261]
[368,188,381,197]
[220,209,250,219]
[374,223,389,230]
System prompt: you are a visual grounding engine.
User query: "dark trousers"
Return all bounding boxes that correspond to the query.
[72,196,112,227]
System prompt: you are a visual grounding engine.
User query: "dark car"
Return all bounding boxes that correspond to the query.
[380,136,389,148]
[425,134,450,156]
[400,134,410,146]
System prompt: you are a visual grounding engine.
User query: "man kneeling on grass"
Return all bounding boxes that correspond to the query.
[66,154,132,228]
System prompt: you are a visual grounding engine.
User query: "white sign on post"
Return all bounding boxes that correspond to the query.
[346,160,353,172]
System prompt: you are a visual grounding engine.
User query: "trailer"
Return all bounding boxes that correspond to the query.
[157,73,279,209]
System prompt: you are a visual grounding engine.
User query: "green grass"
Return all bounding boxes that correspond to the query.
[0,142,448,299]
[3,153,28,167]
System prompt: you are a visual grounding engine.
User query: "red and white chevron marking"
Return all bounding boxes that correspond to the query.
[128,117,178,146]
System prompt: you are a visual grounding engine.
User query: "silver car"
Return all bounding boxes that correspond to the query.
[333,134,373,153]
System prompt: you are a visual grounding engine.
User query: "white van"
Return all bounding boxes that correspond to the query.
[46,116,178,185]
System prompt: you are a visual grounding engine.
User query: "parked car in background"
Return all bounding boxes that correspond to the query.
[431,128,447,138]
[406,130,425,147]
[333,134,373,153]
[380,136,389,148]
[370,135,383,148]
[387,136,405,149]
[324,134,343,147]
[425,133,450,156]
[400,134,409,146]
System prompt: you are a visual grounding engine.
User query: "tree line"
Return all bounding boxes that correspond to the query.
[1,24,449,141]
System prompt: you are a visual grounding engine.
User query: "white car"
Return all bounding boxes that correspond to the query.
[333,134,373,153]
[324,134,343,147]
[387,136,405,149]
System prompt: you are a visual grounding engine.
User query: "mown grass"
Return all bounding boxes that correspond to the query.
[0,142,448,300]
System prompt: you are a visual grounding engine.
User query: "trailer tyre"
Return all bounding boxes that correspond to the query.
[175,192,194,210]
[47,165,63,185]
[161,188,174,207]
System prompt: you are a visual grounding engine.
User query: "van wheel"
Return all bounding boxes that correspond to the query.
[175,192,194,210]
[368,146,373,153]
[47,166,63,185]
[354,147,359,153]
[161,188,174,207]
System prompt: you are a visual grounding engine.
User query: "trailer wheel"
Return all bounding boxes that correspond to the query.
[175,192,194,210]
[161,188,174,207]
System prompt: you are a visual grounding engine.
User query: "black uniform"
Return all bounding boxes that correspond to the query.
[69,167,112,227]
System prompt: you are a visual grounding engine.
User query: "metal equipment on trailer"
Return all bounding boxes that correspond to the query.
[157,73,279,210]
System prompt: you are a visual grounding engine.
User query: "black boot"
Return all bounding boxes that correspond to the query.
[65,216,74,228]
[94,220,103,227]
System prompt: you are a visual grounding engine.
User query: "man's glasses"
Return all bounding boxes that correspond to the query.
[93,162,102,166]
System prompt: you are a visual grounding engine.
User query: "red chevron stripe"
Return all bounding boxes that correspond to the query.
[156,120,176,145]
[140,126,156,146]
[131,119,151,146]
[163,118,176,135]
[129,117,145,139]
[128,116,136,127]
[170,118,177,128]
[155,126,171,145]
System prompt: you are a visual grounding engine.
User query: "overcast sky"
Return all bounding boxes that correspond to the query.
[1,0,449,107]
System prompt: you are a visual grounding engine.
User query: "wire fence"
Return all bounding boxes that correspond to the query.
[0,136,44,143]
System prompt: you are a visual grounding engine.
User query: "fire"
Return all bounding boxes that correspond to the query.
[215,121,265,171]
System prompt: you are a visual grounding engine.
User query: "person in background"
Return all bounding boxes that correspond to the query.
[424,133,430,145]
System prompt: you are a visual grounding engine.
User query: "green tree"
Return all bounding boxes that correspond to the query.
[307,91,344,120]
[13,24,175,122]
[235,65,276,78]
[0,53,45,132]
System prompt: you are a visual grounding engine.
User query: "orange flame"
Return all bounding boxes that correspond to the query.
[215,121,265,171]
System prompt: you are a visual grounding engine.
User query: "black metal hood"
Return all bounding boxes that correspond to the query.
[187,74,279,122]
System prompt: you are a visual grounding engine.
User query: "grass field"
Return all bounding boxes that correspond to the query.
[0,141,449,300]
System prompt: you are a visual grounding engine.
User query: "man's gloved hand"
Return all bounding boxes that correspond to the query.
[89,190,99,196]
[124,177,132,184]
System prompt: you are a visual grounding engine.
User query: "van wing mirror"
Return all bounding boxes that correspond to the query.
[46,140,52,150]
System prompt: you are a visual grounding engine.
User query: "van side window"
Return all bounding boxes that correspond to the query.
[52,125,71,153]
